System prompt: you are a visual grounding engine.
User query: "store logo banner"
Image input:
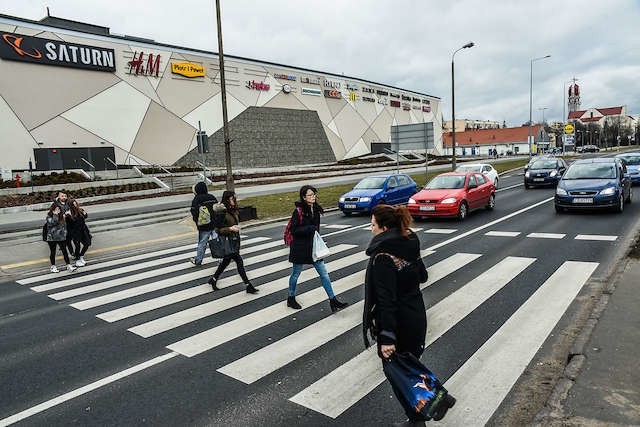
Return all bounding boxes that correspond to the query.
[273,73,296,80]
[171,62,205,78]
[349,91,357,102]
[302,87,321,96]
[362,96,375,102]
[300,76,321,85]
[324,89,342,99]
[128,51,161,77]
[324,79,341,89]
[390,100,401,107]
[0,32,115,72]
[246,80,270,90]
[422,105,431,112]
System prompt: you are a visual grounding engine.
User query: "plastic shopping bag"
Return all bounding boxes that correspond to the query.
[312,231,330,261]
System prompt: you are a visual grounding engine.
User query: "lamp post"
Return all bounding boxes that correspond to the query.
[529,55,551,159]
[451,41,474,170]
[538,107,548,124]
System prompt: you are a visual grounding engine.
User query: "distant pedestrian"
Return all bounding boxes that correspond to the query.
[286,185,348,312]
[53,189,74,255]
[363,204,455,426]
[189,181,218,266]
[45,202,77,273]
[208,191,258,294]
[66,198,92,267]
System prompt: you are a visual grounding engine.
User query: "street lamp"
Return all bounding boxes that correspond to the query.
[451,41,475,170]
[538,107,548,124]
[529,55,551,159]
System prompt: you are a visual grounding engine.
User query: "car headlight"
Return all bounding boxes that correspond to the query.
[360,197,371,202]
[339,197,345,203]
[599,187,616,195]
[408,198,416,204]
[441,197,457,204]
[525,171,530,178]
[550,170,557,177]
[556,187,567,196]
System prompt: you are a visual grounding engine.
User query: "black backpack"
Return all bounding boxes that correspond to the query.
[42,222,48,241]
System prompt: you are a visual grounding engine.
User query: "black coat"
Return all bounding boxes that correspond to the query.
[190,182,218,232]
[363,229,428,357]
[66,212,92,245]
[288,201,320,264]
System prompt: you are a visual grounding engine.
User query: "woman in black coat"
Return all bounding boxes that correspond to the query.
[363,204,455,426]
[287,185,348,312]
[66,198,92,267]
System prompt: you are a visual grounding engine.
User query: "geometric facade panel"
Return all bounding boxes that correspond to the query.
[0,94,36,169]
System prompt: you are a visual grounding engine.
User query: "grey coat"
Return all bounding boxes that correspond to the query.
[46,214,67,242]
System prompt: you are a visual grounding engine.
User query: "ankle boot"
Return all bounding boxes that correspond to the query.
[246,282,258,294]
[287,296,302,309]
[208,277,219,291]
[329,297,349,313]
[432,393,456,421]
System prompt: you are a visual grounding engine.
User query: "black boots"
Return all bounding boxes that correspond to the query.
[432,394,456,421]
[329,297,349,313]
[246,282,258,294]
[208,277,219,291]
[287,296,302,309]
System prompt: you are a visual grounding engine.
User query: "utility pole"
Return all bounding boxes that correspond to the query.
[215,0,234,191]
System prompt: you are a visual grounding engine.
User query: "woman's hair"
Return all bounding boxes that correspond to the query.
[372,204,413,237]
[221,190,237,212]
[298,185,324,214]
[68,198,81,218]
[47,202,64,220]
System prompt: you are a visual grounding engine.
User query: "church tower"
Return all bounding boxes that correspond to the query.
[568,78,581,113]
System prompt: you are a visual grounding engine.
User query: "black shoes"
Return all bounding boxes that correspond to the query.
[329,297,349,313]
[392,420,425,427]
[287,296,302,309]
[246,283,259,294]
[432,394,456,421]
[208,277,219,291]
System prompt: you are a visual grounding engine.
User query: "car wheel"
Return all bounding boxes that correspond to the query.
[555,204,563,214]
[493,177,499,189]
[625,188,632,204]
[457,201,468,221]
[616,195,624,213]
[524,182,530,189]
[485,193,495,210]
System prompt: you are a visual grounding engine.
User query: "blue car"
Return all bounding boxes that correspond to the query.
[524,157,568,188]
[554,158,632,213]
[338,174,418,215]
[615,152,640,185]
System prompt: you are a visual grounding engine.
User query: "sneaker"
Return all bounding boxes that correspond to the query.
[190,257,202,266]
[50,265,59,273]
[67,264,77,273]
[75,257,86,267]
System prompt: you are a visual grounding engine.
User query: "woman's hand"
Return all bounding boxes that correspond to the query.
[381,344,396,359]
[230,225,240,232]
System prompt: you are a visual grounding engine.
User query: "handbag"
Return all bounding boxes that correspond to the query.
[209,233,240,258]
[382,352,449,420]
[311,231,330,261]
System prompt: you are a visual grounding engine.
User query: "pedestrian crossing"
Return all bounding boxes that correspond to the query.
[13,224,604,424]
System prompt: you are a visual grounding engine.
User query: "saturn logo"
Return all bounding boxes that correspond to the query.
[2,34,42,59]
[282,84,292,94]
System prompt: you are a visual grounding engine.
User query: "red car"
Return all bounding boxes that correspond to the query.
[408,172,495,220]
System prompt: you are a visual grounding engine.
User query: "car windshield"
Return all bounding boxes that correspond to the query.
[563,163,617,179]
[618,155,640,166]
[530,160,558,169]
[456,165,481,172]
[354,177,387,189]
[424,175,466,189]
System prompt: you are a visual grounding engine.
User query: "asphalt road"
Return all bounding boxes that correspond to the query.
[1,167,638,426]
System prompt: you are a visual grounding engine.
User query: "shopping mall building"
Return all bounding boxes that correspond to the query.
[0,13,442,170]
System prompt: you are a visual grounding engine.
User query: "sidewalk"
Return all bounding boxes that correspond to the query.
[533,251,640,425]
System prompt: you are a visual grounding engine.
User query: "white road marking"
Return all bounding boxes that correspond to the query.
[575,234,617,241]
[485,231,521,237]
[323,224,353,229]
[527,232,566,239]
[425,228,457,234]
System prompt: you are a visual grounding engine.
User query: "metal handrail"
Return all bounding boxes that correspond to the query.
[105,157,118,179]
[79,157,96,180]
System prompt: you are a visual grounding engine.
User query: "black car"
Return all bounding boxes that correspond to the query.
[524,158,568,188]
[582,145,600,153]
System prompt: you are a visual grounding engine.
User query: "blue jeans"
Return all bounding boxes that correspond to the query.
[194,229,218,264]
[289,260,335,298]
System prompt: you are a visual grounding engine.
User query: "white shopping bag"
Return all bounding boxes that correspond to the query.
[312,231,331,261]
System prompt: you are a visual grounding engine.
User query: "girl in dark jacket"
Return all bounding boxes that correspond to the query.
[208,191,258,294]
[287,185,348,312]
[45,202,77,273]
[363,204,455,426]
[66,198,92,267]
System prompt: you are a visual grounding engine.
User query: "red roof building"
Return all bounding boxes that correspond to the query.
[442,125,548,156]
[568,106,626,124]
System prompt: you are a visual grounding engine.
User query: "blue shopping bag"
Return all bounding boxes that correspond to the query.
[382,352,448,420]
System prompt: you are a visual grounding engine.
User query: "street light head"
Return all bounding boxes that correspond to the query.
[544,54,551,58]
[463,42,475,49]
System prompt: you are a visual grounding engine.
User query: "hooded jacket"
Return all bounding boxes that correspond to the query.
[190,182,218,232]
[363,228,428,357]
[46,213,68,242]
[288,201,320,264]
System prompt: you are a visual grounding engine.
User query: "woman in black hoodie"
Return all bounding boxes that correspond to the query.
[363,204,454,426]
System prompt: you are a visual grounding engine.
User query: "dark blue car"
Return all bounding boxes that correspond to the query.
[338,174,418,215]
[555,158,632,213]
[615,152,640,185]
[524,157,567,188]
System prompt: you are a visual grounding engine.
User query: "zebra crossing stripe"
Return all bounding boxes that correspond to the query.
[575,234,617,241]
[217,250,435,383]
[288,255,533,418]
[425,229,457,234]
[323,224,353,229]
[485,231,521,237]
[51,246,291,302]
[127,246,362,338]
[527,232,565,239]
[438,261,598,426]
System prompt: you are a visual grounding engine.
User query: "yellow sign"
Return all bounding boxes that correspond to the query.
[349,91,357,102]
[171,62,205,78]
[564,124,574,134]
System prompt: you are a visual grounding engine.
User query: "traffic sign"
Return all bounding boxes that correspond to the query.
[564,124,574,134]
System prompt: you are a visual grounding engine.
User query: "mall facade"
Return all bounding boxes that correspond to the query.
[0,13,442,170]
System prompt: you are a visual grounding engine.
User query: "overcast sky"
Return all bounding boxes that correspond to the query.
[2,0,639,126]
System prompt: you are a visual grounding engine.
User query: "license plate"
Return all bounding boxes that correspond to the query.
[572,198,593,204]
[344,204,357,209]
[419,205,435,211]
[534,178,545,182]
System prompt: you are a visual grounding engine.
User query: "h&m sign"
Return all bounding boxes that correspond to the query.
[128,51,162,77]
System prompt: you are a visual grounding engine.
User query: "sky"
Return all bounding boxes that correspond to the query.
[2,0,639,127]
